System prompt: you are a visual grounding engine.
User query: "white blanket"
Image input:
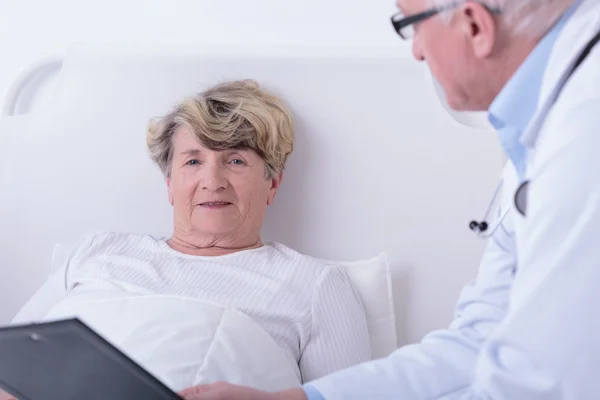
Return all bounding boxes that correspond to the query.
[42,293,302,392]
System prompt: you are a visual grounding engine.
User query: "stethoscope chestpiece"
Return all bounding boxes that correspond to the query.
[515,180,530,217]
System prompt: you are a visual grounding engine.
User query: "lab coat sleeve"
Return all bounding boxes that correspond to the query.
[459,102,600,399]
[305,222,516,399]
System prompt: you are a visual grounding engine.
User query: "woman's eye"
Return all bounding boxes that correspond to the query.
[186,159,200,166]
[230,159,245,165]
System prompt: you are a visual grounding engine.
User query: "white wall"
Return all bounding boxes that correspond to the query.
[0,0,404,108]
[0,0,501,345]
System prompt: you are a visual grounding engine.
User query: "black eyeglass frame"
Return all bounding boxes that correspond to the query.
[391,2,502,39]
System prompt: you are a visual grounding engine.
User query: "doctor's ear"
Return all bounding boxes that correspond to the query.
[458,2,498,58]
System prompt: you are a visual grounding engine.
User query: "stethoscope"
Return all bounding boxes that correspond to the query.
[469,179,512,239]
[468,178,529,239]
[469,28,600,239]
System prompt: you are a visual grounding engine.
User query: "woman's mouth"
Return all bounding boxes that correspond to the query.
[199,201,232,209]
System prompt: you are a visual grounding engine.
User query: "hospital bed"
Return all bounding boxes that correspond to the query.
[0,44,503,368]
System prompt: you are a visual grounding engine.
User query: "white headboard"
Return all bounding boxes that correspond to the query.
[0,44,503,343]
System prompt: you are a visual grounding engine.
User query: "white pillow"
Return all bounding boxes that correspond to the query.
[51,242,397,360]
[322,253,397,360]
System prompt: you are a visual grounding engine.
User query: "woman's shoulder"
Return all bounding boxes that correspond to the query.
[68,230,165,258]
[266,242,349,278]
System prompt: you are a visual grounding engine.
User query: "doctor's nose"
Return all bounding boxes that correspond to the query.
[412,35,425,61]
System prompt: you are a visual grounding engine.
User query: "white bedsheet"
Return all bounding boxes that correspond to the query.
[43,293,302,392]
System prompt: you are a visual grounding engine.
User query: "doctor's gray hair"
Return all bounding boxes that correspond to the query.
[430,0,573,37]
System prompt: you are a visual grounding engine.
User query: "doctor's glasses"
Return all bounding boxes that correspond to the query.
[390,2,502,40]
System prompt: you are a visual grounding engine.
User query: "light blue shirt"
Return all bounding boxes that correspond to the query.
[303,384,326,400]
[302,3,579,399]
[487,2,578,180]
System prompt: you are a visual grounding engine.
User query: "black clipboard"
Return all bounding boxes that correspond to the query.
[0,318,182,400]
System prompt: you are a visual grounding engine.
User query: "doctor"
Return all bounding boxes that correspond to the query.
[180,0,600,398]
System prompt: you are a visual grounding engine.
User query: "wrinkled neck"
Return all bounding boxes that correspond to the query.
[166,233,263,257]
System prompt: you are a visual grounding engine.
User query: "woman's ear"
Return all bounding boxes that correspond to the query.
[166,178,174,206]
[267,171,284,206]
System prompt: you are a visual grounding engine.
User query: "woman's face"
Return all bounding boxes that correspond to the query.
[167,126,282,246]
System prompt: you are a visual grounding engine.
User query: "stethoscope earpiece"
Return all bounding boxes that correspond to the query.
[469,220,488,232]
[469,178,509,238]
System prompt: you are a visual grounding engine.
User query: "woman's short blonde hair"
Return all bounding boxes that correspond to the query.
[147,79,294,179]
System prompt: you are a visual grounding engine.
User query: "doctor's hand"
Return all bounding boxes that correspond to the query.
[178,382,307,400]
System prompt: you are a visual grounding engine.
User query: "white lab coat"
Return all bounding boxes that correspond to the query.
[308,0,600,398]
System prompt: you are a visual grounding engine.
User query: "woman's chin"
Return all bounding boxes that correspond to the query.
[190,224,237,240]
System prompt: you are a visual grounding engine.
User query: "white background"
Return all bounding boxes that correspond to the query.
[0,0,404,106]
[0,0,500,346]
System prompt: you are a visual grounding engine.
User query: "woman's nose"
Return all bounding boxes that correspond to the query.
[201,164,228,190]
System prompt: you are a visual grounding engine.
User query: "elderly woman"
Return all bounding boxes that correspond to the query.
[3,80,371,397]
